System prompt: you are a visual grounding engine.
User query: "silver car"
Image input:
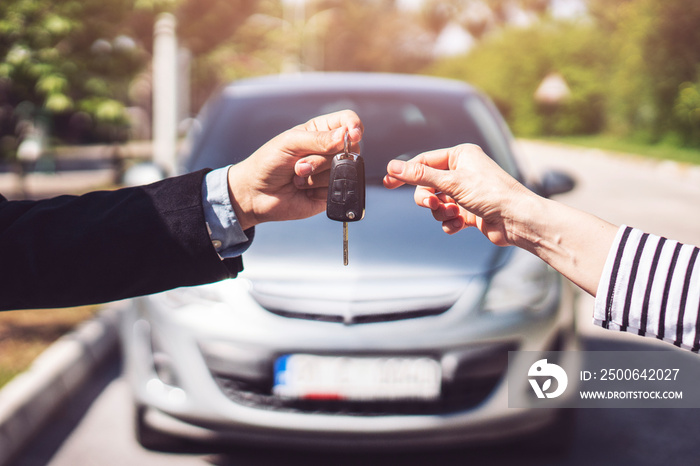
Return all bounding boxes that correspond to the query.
[121,72,579,451]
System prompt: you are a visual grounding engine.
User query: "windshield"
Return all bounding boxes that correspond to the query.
[185,89,518,183]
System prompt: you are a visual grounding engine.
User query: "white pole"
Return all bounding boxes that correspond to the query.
[152,13,178,176]
[177,47,192,128]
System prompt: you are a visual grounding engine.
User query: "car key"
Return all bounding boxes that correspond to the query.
[327,130,365,265]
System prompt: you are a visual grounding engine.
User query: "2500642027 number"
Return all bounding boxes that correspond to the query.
[600,368,680,381]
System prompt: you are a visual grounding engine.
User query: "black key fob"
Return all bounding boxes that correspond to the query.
[326,152,365,222]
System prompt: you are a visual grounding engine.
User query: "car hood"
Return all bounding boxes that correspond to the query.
[236,186,505,323]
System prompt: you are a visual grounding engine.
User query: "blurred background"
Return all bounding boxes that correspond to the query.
[1,0,699,178]
[2,0,700,465]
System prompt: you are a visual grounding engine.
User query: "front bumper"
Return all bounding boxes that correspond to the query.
[121,279,579,449]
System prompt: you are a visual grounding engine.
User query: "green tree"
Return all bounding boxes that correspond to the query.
[187,0,437,102]
[0,0,148,153]
[590,0,700,146]
[674,80,700,147]
[428,20,612,136]
[0,0,258,155]
[419,0,553,39]
[319,0,433,73]
[427,0,700,148]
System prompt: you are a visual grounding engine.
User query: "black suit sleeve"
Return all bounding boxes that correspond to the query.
[0,169,242,311]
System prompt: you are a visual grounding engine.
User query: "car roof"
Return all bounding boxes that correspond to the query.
[222,72,479,99]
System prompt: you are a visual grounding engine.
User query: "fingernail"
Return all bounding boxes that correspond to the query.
[349,126,362,141]
[422,198,431,208]
[452,219,462,229]
[296,162,313,177]
[387,159,404,175]
[293,175,306,188]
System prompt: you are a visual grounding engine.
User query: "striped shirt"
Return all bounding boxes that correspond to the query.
[594,225,700,351]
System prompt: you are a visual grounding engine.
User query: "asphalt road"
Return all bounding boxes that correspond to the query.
[12,140,700,465]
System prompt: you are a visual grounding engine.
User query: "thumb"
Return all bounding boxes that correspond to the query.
[386,159,450,192]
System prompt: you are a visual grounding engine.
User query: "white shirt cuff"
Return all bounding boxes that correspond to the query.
[201,165,254,258]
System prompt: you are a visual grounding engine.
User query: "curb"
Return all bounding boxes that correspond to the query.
[0,302,126,466]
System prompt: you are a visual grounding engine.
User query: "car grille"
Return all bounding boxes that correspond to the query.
[247,282,463,325]
[213,375,500,416]
[205,342,517,416]
[263,305,453,325]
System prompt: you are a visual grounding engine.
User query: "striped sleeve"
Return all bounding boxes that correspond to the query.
[594,225,700,351]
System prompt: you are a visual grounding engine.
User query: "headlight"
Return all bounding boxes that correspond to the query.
[482,247,560,315]
[150,279,241,310]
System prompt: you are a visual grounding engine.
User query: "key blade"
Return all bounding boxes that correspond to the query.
[343,221,348,266]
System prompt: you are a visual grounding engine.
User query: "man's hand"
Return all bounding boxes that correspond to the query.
[227,110,363,230]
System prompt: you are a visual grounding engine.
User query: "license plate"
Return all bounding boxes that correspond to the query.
[273,354,442,401]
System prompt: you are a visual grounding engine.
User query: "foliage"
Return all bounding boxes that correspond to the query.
[588,0,700,146]
[674,81,700,147]
[194,0,434,83]
[0,0,147,155]
[319,0,433,73]
[185,0,290,107]
[186,0,437,111]
[420,0,550,38]
[428,20,612,137]
[132,0,257,56]
[3,0,700,155]
[428,0,700,150]
[0,0,257,156]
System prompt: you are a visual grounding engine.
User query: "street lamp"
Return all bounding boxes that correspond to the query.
[535,72,571,135]
[535,72,571,106]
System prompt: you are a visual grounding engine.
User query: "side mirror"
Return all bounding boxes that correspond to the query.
[537,170,576,198]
